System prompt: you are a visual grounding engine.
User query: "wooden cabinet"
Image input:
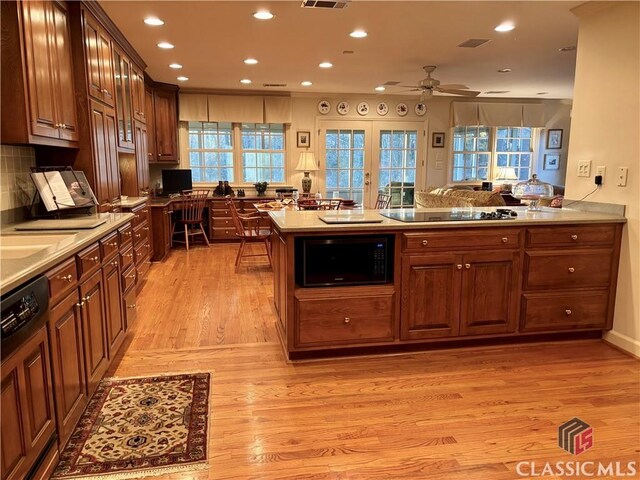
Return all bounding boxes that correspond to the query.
[150,206,173,262]
[145,83,156,161]
[1,0,79,146]
[134,121,150,193]
[150,84,179,163]
[113,45,134,150]
[48,290,87,448]
[123,288,137,330]
[1,326,55,480]
[82,9,114,107]
[89,99,120,209]
[131,64,146,123]
[103,258,125,357]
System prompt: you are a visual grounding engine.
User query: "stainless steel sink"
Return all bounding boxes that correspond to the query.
[0,233,77,260]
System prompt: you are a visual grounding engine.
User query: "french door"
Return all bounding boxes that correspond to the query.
[319,121,424,208]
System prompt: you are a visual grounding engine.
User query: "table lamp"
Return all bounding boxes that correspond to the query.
[295,152,319,194]
[495,167,518,192]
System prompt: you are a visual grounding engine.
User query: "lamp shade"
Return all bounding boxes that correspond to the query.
[495,166,518,180]
[295,152,319,172]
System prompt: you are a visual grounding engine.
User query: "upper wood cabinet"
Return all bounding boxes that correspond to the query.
[145,83,156,161]
[1,0,79,146]
[82,9,115,107]
[151,84,179,163]
[131,64,146,123]
[88,99,120,209]
[113,45,134,150]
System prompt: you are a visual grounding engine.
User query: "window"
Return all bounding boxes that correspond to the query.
[188,122,233,182]
[241,123,285,183]
[186,122,286,184]
[451,126,534,182]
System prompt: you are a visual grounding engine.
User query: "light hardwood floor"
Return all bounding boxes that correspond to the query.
[108,244,640,480]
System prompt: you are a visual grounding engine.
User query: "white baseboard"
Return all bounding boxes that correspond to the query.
[603,330,640,358]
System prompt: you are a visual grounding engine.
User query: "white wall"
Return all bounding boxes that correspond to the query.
[565,2,640,355]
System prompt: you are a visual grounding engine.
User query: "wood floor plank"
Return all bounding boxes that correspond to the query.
[107,246,640,479]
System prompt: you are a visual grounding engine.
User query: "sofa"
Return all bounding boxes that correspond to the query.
[415,187,506,208]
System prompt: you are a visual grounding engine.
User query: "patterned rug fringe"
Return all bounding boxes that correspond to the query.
[102,370,214,381]
[56,461,208,480]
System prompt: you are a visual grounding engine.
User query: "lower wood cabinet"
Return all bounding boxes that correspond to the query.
[103,258,125,358]
[1,326,56,480]
[123,287,137,330]
[48,290,87,448]
[150,206,172,261]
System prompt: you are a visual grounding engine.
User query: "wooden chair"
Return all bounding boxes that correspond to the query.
[375,193,392,209]
[226,197,272,272]
[171,189,210,251]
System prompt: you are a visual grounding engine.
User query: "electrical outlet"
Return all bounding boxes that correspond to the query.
[577,160,591,177]
[596,166,606,184]
[617,167,629,187]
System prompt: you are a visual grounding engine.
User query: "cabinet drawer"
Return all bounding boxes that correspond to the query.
[76,243,101,280]
[46,258,77,303]
[100,231,119,260]
[403,229,520,252]
[123,287,137,329]
[526,225,616,248]
[134,240,151,266]
[131,205,149,228]
[211,217,233,228]
[295,294,394,347]
[136,255,151,283]
[211,227,237,240]
[521,291,609,332]
[121,264,137,292]
[120,245,135,270]
[210,208,232,218]
[118,223,133,249]
[132,221,149,245]
[524,250,613,290]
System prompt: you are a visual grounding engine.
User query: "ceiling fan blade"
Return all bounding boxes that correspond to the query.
[393,89,422,94]
[397,85,421,89]
[438,84,469,90]
[437,87,481,97]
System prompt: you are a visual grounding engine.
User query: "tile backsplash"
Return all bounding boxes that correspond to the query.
[1,145,36,213]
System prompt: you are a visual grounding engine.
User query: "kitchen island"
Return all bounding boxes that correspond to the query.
[269,207,626,360]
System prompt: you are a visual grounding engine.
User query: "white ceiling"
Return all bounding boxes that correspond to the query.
[100,1,581,99]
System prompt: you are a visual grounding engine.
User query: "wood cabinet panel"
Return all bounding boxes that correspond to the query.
[48,290,87,448]
[46,257,77,305]
[121,264,137,293]
[82,9,114,107]
[403,228,520,252]
[89,99,120,208]
[79,270,108,397]
[145,83,156,160]
[76,242,101,281]
[119,223,133,250]
[150,206,172,262]
[113,45,134,150]
[152,86,178,162]
[526,225,616,248]
[131,63,146,123]
[524,250,613,290]
[123,287,137,329]
[133,121,150,194]
[1,368,27,480]
[103,260,125,357]
[100,231,119,261]
[22,340,53,447]
[521,291,609,332]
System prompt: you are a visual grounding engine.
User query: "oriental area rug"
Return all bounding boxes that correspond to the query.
[52,373,210,479]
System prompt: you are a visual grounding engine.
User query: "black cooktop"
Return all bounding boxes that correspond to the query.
[381,209,518,223]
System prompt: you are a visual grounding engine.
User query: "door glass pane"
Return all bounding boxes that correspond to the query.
[325,129,365,203]
[377,129,417,207]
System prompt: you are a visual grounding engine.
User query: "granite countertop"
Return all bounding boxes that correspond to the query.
[114,196,148,208]
[1,213,135,295]
[268,206,626,233]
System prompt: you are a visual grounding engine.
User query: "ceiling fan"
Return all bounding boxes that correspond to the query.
[398,65,480,99]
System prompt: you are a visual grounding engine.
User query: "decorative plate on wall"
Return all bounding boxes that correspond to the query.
[356,102,369,116]
[396,103,408,117]
[376,102,389,116]
[337,101,350,115]
[415,103,427,116]
[318,100,331,115]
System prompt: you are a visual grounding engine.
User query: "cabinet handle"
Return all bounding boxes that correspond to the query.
[571,234,578,241]
[501,237,508,243]
[83,294,92,303]
[343,317,351,324]
[90,256,99,263]
[143,227,149,231]
[456,264,463,270]
[127,304,136,309]
[135,233,141,238]
[60,124,67,129]
[109,242,117,247]
[465,263,471,269]
[76,300,85,307]
[421,239,428,246]
[55,123,61,128]
[111,260,118,267]
[147,153,153,157]
[565,309,573,316]
[125,253,134,258]
[102,88,109,94]
[127,272,136,279]
[568,267,575,273]
[59,274,73,282]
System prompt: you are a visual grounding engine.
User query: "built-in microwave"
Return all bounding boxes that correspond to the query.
[296,235,393,287]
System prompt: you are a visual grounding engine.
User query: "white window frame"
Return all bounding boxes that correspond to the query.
[240,123,286,184]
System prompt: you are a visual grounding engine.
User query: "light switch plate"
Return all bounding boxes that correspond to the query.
[435,161,443,170]
[617,167,628,187]
[577,160,591,177]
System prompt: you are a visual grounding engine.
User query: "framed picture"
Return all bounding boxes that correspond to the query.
[547,129,563,149]
[544,153,560,170]
[432,132,445,148]
[296,131,311,148]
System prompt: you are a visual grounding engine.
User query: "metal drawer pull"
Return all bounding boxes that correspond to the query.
[457,264,463,270]
[109,242,117,247]
[111,261,118,267]
[501,237,508,243]
[76,300,85,307]
[83,294,92,303]
[571,234,578,240]
[565,309,572,316]
[568,267,575,273]
[125,253,134,258]
[135,233,141,238]
[143,227,149,231]
[465,263,471,269]
[344,317,351,324]
[127,304,136,309]
[59,274,73,282]
[128,273,136,279]
[421,239,428,246]
[90,256,99,263]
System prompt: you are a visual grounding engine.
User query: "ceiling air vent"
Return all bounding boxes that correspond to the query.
[458,38,490,48]
[263,83,287,88]
[301,0,350,9]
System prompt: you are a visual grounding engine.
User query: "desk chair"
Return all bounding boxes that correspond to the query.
[171,189,210,251]
[375,193,392,209]
[226,197,272,272]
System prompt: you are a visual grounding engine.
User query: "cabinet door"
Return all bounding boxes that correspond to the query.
[131,64,146,123]
[400,254,462,340]
[103,260,125,356]
[1,365,27,480]
[134,121,149,193]
[82,11,104,103]
[145,85,156,161]
[123,287,137,330]
[153,88,178,162]
[98,29,115,107]
[48,290,87,448]
[89,100,111,208]
[460,251,519,336]
[113,47,134,150]
[50,0,78,142]
[79,270,109,397]
[105,106,121,204]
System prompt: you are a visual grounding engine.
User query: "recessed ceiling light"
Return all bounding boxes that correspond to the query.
[240,79,252,84]
[497,68,512,73]
[301,81,313,86]
[494,23,515,32]
[244,58,258,65]
[319,62,333,69]
[177,76,189,82]
[253,10,274,20]
[559,46,577,52]
[169,63,183,69]
[144,17,164,26]
[350,30,367,38]
[375,86,386,92]
[157,42,174,49]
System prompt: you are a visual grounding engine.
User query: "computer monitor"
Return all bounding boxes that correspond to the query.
[162,169,193,195]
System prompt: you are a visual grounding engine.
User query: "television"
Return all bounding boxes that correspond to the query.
[162,169,193,195]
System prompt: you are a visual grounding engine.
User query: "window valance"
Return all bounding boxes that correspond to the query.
[179,94,291,124]
[452,102,546,127]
